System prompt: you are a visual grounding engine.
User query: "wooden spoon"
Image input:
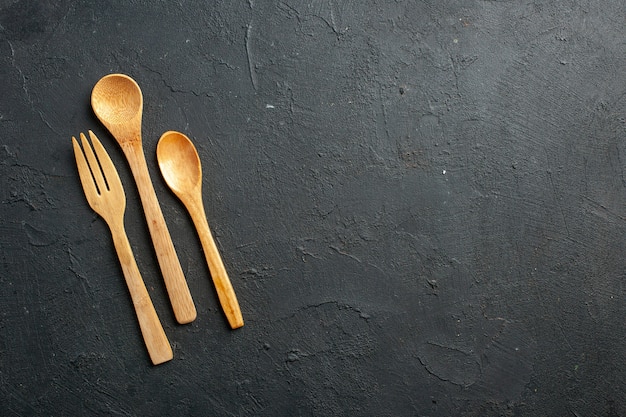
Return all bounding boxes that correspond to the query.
[91,74,197,324]
[157,131,243,329]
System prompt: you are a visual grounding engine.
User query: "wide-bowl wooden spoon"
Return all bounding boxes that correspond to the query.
[91,74,197,324]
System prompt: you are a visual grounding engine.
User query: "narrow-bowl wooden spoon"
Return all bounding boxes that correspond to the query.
[157,131,244,329]
[92,74,197,324]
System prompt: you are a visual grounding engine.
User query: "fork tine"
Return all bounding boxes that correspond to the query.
[72,136,99,207]
[79,132,108,195]
[88,130,125,199]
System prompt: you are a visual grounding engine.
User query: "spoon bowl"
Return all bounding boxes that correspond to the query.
[157,131,244,329]
[92,74,143,142]
[157,131,202,197]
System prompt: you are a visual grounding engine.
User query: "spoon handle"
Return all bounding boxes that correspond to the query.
[188,197,244,329]
[122,142,197,324]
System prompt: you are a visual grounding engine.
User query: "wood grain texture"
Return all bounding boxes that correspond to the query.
[92,74,197,324]
[187,193,243,329]
[72,132,172,365]
[157,131,243,329]
[121,140,197,324]
[108,220,174,365]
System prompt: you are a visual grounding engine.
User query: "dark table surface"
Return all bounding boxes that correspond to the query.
[1,1,625,416]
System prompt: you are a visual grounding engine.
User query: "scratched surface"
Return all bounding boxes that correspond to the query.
[1,1,625,415]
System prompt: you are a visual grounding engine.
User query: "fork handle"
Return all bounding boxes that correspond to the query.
[122,142,197,324]
[110,223,173,365]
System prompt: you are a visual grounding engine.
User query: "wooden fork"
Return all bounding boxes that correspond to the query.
[72,131,173,365]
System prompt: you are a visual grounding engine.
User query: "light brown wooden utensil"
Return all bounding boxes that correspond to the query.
[72,131,173,365]
[157,131,244,329]
[91,74,196,324]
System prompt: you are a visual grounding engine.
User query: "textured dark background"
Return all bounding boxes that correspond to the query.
[1,1,625,416]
